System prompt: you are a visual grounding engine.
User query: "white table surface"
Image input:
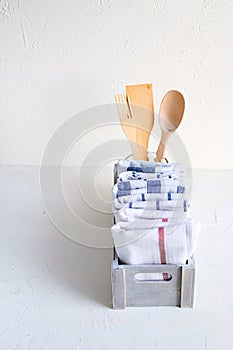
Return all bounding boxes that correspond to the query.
[1,166,233,350]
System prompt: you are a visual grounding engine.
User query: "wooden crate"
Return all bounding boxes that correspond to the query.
[111,162,195,309]
[111,250,195,309]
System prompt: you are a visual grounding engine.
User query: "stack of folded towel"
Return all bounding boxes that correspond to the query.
[111,160,200,266]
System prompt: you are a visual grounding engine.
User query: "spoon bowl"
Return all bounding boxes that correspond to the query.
[155,90,185,162]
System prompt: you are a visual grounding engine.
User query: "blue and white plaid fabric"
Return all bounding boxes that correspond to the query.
[117,160,184,176]
[118,171,182,181]
[111,159,199,266]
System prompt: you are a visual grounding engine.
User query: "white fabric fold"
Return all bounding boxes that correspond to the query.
[114,208,188,222]
[117,160,185,176]
[113,199,188,211]
[111,160,200,269]
[114,192,186,204]
[118,171,183,181]
[111,219,200,265]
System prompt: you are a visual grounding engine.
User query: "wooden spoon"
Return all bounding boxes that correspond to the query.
[155,90,185,162]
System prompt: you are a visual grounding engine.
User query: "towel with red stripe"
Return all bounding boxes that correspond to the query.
[111,160,200,266]
[111,219,199,265]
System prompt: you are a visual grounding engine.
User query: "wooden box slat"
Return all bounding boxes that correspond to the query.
[111,251,195,309]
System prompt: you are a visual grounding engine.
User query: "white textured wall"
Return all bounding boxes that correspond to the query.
[1,0,233,168]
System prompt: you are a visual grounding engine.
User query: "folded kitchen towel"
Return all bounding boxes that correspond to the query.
[115,217,189,230]
[118,171,183,182]
[116,185,185,197]
[113,192,187,211]
[113,179,185,198]
[113,199,188,212]
[117,160,184,176]
[117,178,183,191]
[113,192,186,205]
[111,219,200,265]
[114,207,188,223]
[111,159,199,270]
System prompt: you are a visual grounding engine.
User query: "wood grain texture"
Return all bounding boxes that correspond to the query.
[155,90,185,162]
[125,84,154,160]
[126,84,154,111]
[125,264,181,307]
[180,264,195,308]
[111,252,195,309]
[112,252,195,309]
[111,260,126,309]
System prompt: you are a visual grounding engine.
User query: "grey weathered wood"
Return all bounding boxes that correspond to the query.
[111,259,126,309]
[125,264,181,307]
[113,163,118,185]
[180,264,195,308]
[111,251,195,308]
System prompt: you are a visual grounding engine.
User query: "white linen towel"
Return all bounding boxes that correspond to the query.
[118,171,183,182]
[116,178,184,191]
[111,219,200,265]
[113,192,186,205]
[113,199,188,211]
[114,207,188,222]
[113,183,186,198]
[117,160,185,176]
[115,218,185,230]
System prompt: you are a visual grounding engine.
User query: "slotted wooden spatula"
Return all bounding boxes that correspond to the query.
[126,83,154,160]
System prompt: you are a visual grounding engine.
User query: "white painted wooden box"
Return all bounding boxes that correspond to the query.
[111,163,195,309]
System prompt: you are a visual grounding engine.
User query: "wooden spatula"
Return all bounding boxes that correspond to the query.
[126,83,154,160]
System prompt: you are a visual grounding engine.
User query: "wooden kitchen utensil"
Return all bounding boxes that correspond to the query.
[115,93,142,159]
[125,83,154,160]
[155,90,185,162]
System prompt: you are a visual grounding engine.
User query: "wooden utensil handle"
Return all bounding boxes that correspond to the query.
[130,142,148,160]
[155,132,169,162]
